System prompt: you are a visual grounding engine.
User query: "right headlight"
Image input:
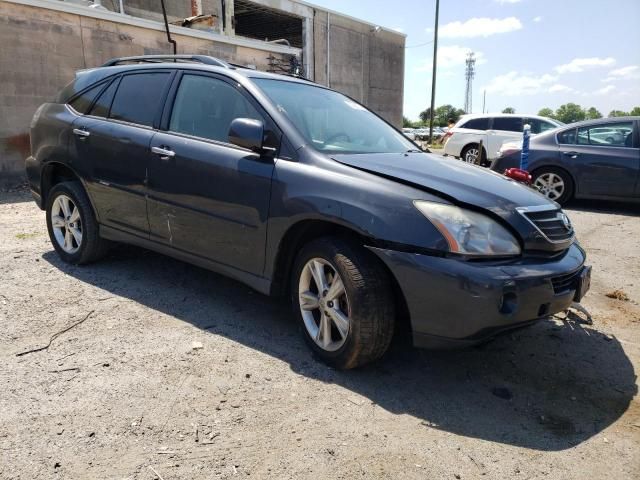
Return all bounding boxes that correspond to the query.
[414,200,521,256]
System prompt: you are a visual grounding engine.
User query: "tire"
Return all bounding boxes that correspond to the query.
[46,181,110,264]
[460,144,487,166]
[291,237,395,369]
[532,167,574,205]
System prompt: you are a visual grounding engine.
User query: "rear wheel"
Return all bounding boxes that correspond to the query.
[291,237,395,369]
[46,181,110,264]
[532,167,574,205]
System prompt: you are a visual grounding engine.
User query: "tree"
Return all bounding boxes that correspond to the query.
[418,105,465,127]
[419,107,432,125]
[630,106,640,116]
[585,107,602,120]
[502,107,515,114]
[538,107,555,119]
[608,110,629,117]
[555,103,586,124]
[403,116,413,128]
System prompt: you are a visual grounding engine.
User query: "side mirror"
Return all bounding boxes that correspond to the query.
[228,118,266,153]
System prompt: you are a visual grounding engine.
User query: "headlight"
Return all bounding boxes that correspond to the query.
[414,200,521,256]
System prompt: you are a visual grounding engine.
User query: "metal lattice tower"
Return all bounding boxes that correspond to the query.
[464,52,476,113]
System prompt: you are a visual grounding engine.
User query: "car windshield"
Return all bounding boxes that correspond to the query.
[253,78,415,154]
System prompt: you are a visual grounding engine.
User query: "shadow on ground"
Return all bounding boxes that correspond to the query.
[565,198,639,217]
[43,245,637,452]
[0,189,32,206]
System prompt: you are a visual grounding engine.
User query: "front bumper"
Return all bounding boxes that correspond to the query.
[368,243,587,349]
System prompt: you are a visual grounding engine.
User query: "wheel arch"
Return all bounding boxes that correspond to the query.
[269,218,411,339]
[41,162,82,206]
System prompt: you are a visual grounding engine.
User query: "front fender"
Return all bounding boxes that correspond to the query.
[264,158,450,279]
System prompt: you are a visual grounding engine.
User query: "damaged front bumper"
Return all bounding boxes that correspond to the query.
[368,243,588,349]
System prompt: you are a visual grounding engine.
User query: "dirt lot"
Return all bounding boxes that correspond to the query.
[1,190,639,480]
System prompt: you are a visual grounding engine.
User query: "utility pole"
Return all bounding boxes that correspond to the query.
[482,89,486,113]
[428,0,440,145]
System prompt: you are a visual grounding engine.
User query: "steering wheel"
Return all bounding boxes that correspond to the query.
[325,133,351,144]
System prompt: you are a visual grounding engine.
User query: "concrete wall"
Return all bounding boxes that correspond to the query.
[0,0,405,186]
[0,0,294,186]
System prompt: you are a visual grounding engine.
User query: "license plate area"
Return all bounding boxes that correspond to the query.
[573,265,592,302]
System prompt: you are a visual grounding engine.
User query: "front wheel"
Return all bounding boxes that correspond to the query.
[291,237,395,369]
[46,181,110,264]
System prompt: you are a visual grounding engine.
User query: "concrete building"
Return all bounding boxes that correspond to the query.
[0,0,405,186]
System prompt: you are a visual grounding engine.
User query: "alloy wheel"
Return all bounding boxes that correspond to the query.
[50,194,82,254]
[464,148,479,163]
[298,258,351,352]
[534,172,565,200]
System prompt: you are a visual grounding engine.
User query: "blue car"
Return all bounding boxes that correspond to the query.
[492,117,640,205]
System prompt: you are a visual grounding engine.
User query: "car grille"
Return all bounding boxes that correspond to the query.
[551,270,581,295]
[521,209,574,243]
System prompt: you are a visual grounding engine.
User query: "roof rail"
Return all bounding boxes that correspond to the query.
[100,55,232,68]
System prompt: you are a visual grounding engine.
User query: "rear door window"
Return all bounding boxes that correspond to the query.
[460,117,490,130]
[109,73,171,127]
[492,116,523,132]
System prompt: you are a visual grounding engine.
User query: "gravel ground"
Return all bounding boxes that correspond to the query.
[0,190,638,480]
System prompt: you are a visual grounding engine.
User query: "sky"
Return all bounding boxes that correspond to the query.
[310,0,640,120]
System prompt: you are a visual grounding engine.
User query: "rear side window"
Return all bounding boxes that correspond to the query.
[460,117,489,130]
[492,117,523,132]
[109,73,171,127]
[89,78,119,118]
[557,129,577,144]
[69,83,104,114]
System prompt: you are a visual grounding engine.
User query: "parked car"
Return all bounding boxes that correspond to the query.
[492,117,640,204]
[26,54,590,369]
[443,113,563,164]
[402,127,416,140]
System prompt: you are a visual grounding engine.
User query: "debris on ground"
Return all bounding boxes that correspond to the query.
[606,289,630,301]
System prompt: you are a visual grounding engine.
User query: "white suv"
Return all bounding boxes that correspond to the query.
[443,114,562,164]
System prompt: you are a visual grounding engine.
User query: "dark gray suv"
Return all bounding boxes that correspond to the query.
[25,55,590,369]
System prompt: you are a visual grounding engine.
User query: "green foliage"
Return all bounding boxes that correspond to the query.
[608,110,629,117]
[554,103,586,124]
[537,108,555,119]
[630,106,640,116]
[419,105,465,127]
[585,107,602,120]
[402,116,413,128]
[502,107,515,114]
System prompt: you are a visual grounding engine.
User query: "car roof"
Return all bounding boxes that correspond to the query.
[458,113,556,121]
[558,116,640,128]
[61,59,320,102]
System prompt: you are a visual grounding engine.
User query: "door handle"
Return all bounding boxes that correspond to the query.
[73,128,90,138]
[562,151,579,158]
[151,146,175,160]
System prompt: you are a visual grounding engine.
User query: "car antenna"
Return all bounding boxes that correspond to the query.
[160,0,177,56]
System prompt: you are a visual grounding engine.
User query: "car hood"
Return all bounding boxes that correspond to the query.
[332,152,551,216]
[332,152,568,252]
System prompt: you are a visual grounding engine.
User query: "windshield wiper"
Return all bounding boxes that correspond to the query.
[405,149,422,153]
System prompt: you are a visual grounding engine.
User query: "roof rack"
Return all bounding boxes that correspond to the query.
[100,55,232,68]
